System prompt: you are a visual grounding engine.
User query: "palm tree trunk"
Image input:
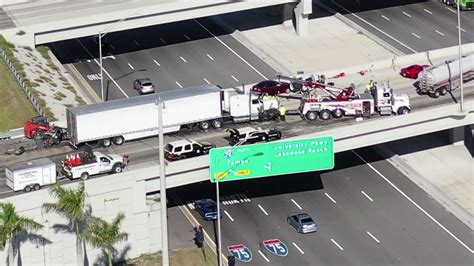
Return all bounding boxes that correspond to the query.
[76,223,84,266]
[107,248,113,266]
[8,238,14,266]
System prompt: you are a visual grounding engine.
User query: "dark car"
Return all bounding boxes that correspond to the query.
[400,64,430,79]
[194,199,223,221]
[251,80,291,95]
[133,78,155,94]
[287,212,317,234]
[226,126,281,146]
[164,139,215,161]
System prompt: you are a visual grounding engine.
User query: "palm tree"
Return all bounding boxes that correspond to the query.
[84,212,128,266]
[0,202,43,266]
[43,182,88,266]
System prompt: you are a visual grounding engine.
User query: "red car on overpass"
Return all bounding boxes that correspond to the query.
[400,64,430,79]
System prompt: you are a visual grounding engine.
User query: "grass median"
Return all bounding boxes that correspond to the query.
[125,247,218,266]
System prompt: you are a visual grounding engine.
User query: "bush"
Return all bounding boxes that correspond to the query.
[16,30,25,36]
[36,46,50,60]
[22,46,33,51]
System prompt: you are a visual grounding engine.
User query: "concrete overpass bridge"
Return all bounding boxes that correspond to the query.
[1,0,312,46]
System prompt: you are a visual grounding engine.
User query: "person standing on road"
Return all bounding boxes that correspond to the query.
[123,155,129,170]
[279,105,287,122]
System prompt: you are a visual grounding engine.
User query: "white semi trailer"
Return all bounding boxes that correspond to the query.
[415,53,474,98]
[66,85,279,147]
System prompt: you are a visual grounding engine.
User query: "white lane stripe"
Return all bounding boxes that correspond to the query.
[231,75,239,82]
[424,8,433,14]
[331,238,344,251]
[193,19,268,79]
[402,11,412,18]
[160,37,166,44]
[291,198,302,210]
[411,33,421,39]
[133,40,140,46]
[352,150,474,254]
[381,15,390,21]
[456,26,466,32]
[361,190,374,202]
[292,242,304,254]
[325,192,337,204]
[331,0,416,52]
[367,231,380,243]
[206,53,214,60]
[184,34,191,40]
[175,81,183,88]
[224,210,234,222]
[0,191,11,195]
[446,6,457,13]
[128,63,134,70]
[258,250,270,263]
[153,59,161,67]
[258,204,269,216]
[180,56,187,63]
[203,78,211,84]
[435,30,445,36]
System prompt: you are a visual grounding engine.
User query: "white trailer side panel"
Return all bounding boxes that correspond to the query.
[6,158,56,191]
[425,54,474,85]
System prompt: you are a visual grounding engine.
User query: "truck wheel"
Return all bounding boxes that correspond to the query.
[211,119,223,129]
[80,172,90,180]
[23,186,32,193]
[439,87,447,96]
[33,184,41,190]
[332,109,344,118]
[112,163,123,174]
[112,136,124,145]
[319,110,331,120]
[397,107,410,115]
[199,121,210,130]
[100,139,112,147]
[306,111,317,121]
[430,90,440,98]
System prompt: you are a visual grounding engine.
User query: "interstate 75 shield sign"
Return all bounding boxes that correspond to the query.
[263,239,288,257]
[228,244,252,263]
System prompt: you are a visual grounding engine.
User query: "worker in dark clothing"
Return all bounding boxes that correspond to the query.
[228,255,236,266]
[195,225,204,248]
[123,155,130,169]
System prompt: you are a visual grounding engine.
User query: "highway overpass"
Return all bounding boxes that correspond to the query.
[1,0,312,46]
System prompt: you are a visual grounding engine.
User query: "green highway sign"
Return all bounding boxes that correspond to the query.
[209,136,334,182]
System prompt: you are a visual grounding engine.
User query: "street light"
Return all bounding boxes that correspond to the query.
[456,0,464,112]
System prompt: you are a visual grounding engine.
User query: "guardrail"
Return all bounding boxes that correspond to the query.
[0,128,24,140]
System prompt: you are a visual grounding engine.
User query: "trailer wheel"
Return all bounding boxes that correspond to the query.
[24,186,32,193]
[319,110,331,120]
[211,119,223,129]
[430,90,440,98]
[332,109,344,118]
[100,139,112,147]
[397,107,410,115]
[199,121,210,130]
[80,172,90,180]
[112,136,124,145]
[306,111,318,121]
[439,87,448,96]
[112,163,123,174]
[33,184,41,190]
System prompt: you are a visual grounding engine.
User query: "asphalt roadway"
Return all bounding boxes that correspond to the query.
[172,147,474,265]
[322,0,474,54]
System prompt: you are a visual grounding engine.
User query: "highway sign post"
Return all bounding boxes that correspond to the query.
[210,136,334,182]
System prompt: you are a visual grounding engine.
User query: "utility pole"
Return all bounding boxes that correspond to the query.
[157,98,169,266]
[456,0,464,112]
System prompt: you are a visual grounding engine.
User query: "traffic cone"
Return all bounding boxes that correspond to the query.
[75,154,81,165]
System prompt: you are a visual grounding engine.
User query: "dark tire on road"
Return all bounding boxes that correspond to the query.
[100,138,112,147]
[199,121,210,130]
[332,109,344,118]
[33,184,41,190]
[430,90,440,98]
[112,136,125,145]
[24,186,32,193]
[80,172,90,180]
[439,87,448,96]
[319,109,331,120]
[112,163,123,174]
[211,119,223,129]
[306,111,317,121]
[397,107,410,115]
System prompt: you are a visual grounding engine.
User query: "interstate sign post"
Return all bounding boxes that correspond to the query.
[210,136,334,182]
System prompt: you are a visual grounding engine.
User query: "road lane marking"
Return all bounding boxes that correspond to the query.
[206,53,214,61]
[224,210,234,222]
[128,63,135,70]
[0,191,11,195]
[411,33,421,39]
[258,204,269,216]
[187,203,195,210]
[175,81,183,88]
[258,250,270,262]
[331,0,416,53]
[160,37,166,44]
[402,11,412,18]
[184,34,191,40]
[153,59,161,67]
[87,74,101,81]
[291,198,302,210]
[366,231,380,243]
[325,192,337,204]
[456,26,466,32]
[180,56,187,63]
[203,78,211,84]
[352,150,474,254]
[231,75,239,82]
[292,242,304,254]
[445,6,457,13]
[331,238,344,251]
[381,15,390,21]
[435,30,445,36]
[194,19,268,79]
[424,8,433,14]
[361,190,374,202]
[133,40,140,46]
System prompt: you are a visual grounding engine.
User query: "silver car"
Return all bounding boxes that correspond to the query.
[133,78,155,94]
[287,212,317,234]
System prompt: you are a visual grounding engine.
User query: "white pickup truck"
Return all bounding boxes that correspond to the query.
[62,151,124,180]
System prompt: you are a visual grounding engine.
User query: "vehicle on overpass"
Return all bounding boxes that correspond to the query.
[164,139,215,161]
[226,126,282,146]
[287,212,317,234]
[442,0,474,10]
[400,64,430,79]
[24,116,69,148]
[414,54,474,98]
[62,149,123,180]
[299,84,410,120]
[5,157,59,192]
[251,80,291,95]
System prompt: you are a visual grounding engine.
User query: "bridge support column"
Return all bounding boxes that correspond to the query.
[282,3,295,27]
[449,126,464,146]
[294,0,312,36]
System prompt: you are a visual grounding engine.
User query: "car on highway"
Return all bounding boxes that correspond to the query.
[400,64,430,79]
[226,126,282,145]
[133,78,155,94]
[287,212,317,234]
[194,199,223,221]
[164,139,215,161]
[251,80,291,95]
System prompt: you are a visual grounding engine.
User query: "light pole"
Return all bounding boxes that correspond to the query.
[98,17,128,102]
[456,0,464,112]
